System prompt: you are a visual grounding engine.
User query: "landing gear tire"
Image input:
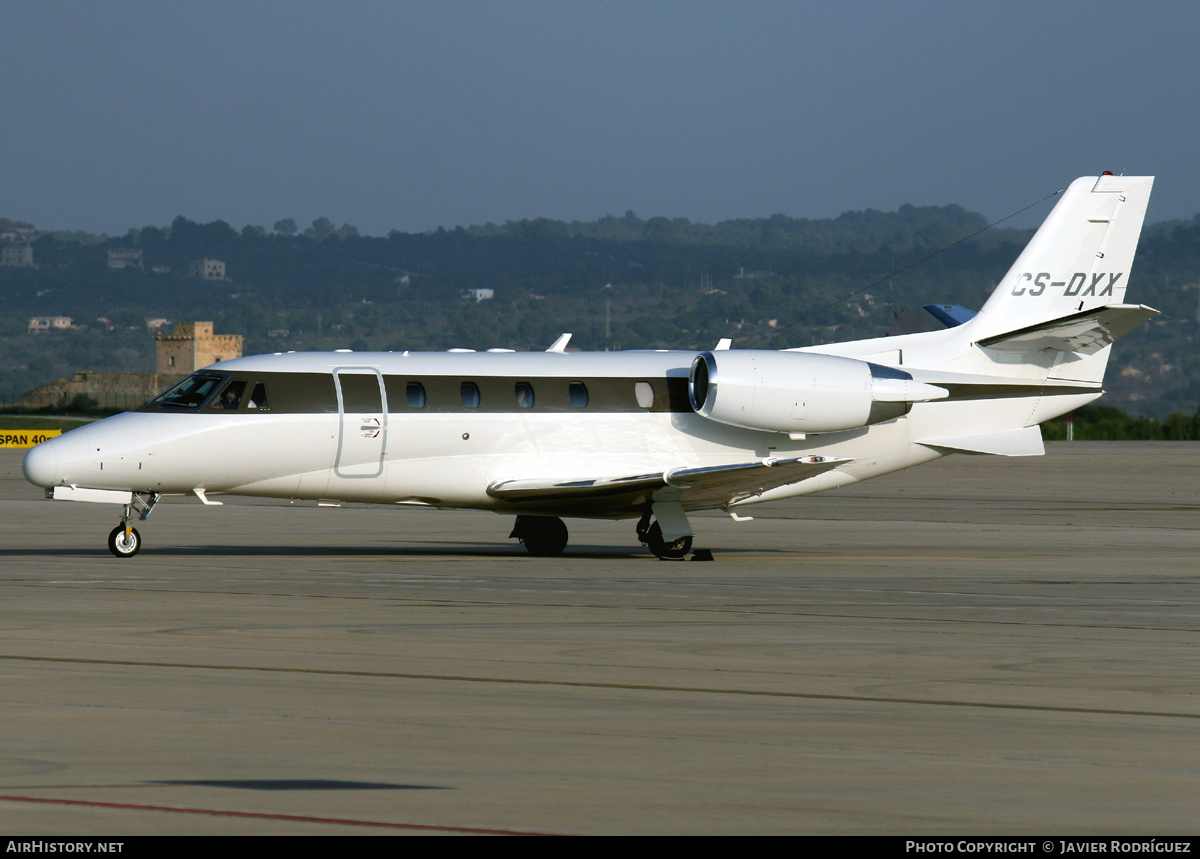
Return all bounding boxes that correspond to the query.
[108,525,141,558]
[511,516,569,557]
[642,521,692,560]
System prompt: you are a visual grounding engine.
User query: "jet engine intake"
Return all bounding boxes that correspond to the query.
[688,350,946,434]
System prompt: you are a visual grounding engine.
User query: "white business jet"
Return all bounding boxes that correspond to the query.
[23,174,1156,559]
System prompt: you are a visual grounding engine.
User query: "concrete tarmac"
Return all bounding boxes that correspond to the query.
[1,442,1199,835]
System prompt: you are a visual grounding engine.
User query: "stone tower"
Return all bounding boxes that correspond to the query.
[155,322,243,374]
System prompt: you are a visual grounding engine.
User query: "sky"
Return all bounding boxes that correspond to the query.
[4,0,1199,236]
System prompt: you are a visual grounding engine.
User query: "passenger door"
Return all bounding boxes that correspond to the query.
[333,368,387,478]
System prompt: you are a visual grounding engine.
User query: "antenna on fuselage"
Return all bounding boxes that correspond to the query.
[546,333,572,353]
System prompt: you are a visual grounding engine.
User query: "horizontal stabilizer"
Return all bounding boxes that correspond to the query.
[977,304,1158,356]
[488,455,850,514]
[916,425,1045,457]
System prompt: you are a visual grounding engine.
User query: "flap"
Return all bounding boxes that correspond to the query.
[487,455,850,515]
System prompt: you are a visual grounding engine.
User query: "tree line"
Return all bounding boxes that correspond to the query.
[3,205,1200,417]
[1041,404,1200,441]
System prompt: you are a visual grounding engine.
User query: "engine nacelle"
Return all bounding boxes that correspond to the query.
[688,350,946,434]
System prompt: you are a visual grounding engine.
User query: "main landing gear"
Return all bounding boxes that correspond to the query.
[107,492,160,558]
[510,515,570,556]
[636,511,693,560]
[509,511,698,559]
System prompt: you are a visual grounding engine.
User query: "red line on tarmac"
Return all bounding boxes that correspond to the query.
[0,794,555,835]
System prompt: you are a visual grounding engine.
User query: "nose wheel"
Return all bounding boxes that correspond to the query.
[106,492,159,559]
[108,525,141,558]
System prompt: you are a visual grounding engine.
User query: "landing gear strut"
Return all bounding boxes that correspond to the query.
[108,492,160,558]
[510,515,569,556]
[637,511,693,560]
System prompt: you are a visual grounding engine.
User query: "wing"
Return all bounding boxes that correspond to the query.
[486,455,850,517]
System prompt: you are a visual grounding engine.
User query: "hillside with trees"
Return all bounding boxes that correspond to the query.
[3,204,1198,417]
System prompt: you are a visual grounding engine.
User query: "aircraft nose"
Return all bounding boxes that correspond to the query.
[22,439,59,488]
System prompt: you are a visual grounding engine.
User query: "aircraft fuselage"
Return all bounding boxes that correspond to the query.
[26,349,947,516]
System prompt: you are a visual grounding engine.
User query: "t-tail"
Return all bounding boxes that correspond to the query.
[806,174,1156,388]
[961,173,1156,385]
[777,175,1156,458]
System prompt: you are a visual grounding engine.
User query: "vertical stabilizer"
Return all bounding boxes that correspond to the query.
[969,175,1153,342]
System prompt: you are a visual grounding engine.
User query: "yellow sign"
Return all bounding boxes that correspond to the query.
[0,430,62,448]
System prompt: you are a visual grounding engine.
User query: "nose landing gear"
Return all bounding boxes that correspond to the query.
[107,492,160,558]
[108,524,141,558]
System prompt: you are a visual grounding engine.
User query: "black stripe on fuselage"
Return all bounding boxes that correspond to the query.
[136,370,1098,417]
[138,371,694,415]
[937,383,1102,401]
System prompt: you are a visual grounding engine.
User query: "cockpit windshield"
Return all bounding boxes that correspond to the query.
[151,373,225,409]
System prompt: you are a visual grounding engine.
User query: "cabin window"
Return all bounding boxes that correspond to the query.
[461,381,481,409]
[248,382,269,410]
[635,381,655,408]
[515,381,535,408]
[569,381,589,408]
[213,379,247,410]
[407,382,426,409]
[154,373,224,409]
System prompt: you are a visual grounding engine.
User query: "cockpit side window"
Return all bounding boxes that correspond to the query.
[213,379,247,410]
[153,374,225,409]
[248,382,269,410]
